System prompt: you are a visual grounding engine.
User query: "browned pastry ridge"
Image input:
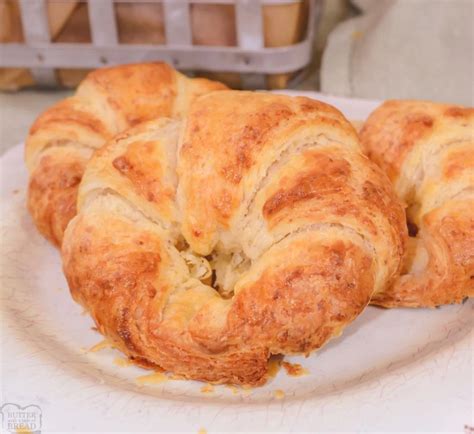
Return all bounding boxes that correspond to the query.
[360,100,474,307]
[24,62,227,246]
[61,91,407,385]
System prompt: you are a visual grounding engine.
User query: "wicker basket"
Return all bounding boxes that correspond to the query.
[0,0,321,90]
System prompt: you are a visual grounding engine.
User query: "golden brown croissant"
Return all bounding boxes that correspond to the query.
[62,92,407,385]
[360,100,474,307]
[25,62,226,246]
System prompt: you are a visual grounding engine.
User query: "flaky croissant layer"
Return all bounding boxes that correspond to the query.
[61,91,407,385]
[25,62,227,246]
[360,100,474,307]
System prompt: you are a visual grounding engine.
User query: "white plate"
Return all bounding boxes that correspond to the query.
[1,92,472,434]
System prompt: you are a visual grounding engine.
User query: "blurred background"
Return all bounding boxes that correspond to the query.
[0,0,472,151]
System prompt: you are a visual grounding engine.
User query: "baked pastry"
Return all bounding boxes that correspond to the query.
[25,62,226,246]
[360,100,474,307]
[62,92,407,385]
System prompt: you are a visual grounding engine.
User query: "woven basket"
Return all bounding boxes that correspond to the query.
[0,0,321,90]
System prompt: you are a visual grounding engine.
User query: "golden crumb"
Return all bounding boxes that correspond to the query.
[135,371,168,385]
[225,385,239,395]
[200,384,215,394]
[273,389,285,399]
[281,361,309,377]
[86,339,113,353]
[113,357,132,367]
[224,384,252,396]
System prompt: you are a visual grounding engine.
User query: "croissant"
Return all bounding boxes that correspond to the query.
[25,62,226,246]
[360,100,474,307]
[62,91,407,385]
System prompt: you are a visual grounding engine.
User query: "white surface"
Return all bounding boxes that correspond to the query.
[1,93,472,434]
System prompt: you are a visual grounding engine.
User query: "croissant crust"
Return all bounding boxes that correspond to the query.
[62,92,407,385]
[360,100,474,307]
[25,62,226,246]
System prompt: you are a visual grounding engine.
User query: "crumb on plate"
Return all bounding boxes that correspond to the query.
[274,389,285,399]
[281,361,309,377]
[200,384,215,394]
